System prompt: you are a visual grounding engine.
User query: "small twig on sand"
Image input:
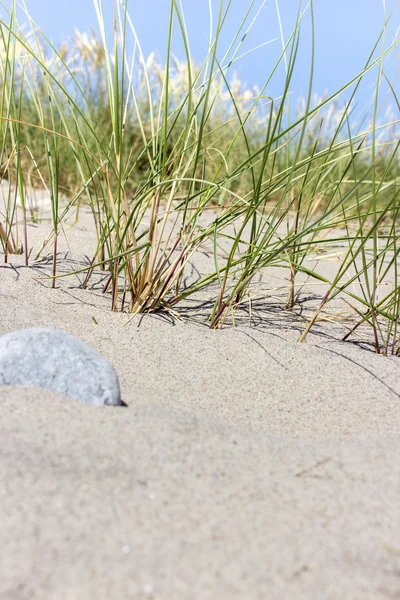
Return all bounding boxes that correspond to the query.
[295,457,332,478]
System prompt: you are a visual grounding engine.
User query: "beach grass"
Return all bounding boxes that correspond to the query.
[0,0,399,353]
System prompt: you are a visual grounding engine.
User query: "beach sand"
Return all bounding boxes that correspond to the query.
[1,201,400,599]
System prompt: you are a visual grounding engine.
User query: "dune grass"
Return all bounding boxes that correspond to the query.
[0,0,399,353]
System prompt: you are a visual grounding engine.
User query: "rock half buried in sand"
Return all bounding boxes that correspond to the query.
[0,328,122,406]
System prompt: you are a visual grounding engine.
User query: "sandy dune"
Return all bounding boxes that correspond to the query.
[1,203,400,599]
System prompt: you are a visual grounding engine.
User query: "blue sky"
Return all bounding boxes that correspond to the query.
[3,0,399,113]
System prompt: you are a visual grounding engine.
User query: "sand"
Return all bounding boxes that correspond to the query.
[1,199,400,599]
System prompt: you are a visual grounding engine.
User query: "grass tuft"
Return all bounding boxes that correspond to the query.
[0,0,399,353]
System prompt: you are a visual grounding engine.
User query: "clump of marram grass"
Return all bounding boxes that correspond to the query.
[0,0,399,353]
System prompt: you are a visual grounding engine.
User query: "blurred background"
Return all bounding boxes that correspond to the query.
[1,0,399,112]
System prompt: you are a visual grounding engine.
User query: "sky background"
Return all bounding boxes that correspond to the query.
[2,0,399,116]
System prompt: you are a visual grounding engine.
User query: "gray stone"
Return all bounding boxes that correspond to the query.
[0,328,122,406]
